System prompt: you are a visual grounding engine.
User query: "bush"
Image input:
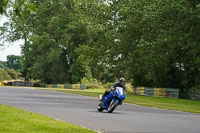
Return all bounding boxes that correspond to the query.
[103,83,113,89]
[80,77,134,92]
[191,86,200,91]
[86,84,102,89]
[126,83,134,94]
[81,77,104,89]
[0,69,12,81]
[80,77,90,84]
[6,69,19,79]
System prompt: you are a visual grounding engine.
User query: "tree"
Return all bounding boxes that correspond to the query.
[15,0,89,83]
[6,55,21,70]
[0,61,7,68]
[2,0,200,91]
[0,0,9,14]
[0,0,36,15]
[112,0,200,89]
[76,0,200,90]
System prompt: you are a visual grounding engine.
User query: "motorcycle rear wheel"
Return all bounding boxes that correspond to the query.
[108,101,118,113]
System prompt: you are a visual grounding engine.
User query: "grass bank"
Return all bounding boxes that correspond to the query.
[37,87,200,114]
[0,104,96,133]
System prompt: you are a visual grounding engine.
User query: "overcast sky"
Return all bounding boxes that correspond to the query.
[0,16,22,61]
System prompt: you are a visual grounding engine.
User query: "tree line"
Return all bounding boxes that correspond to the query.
[1,0,200,94]
[0,55,21,81]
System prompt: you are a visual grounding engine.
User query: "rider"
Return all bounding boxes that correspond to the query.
[100,77,127,101]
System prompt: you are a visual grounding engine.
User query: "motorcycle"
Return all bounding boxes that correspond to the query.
[97,87,126,113]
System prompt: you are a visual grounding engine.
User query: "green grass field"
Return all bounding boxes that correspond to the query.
[0,104,96,133]
[125,94,200,113]
[37,87,200,114]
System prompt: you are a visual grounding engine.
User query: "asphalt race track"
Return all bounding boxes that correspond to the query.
[0,87,200,133]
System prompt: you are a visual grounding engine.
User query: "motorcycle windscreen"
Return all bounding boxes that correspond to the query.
[115,87,126,99]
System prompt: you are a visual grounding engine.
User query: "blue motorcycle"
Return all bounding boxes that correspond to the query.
[97,87,126,113]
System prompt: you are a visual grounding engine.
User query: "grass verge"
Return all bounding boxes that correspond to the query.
[0,104,96,133]
[37,87,200,114]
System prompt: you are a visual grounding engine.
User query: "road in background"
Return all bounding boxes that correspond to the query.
[0,87,200,133]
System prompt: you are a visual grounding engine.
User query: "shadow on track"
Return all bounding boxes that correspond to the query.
[88,110,127,114]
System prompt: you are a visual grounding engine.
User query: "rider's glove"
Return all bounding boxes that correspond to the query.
[110,86,115,91]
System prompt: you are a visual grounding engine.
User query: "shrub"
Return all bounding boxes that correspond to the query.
[86,84,102,89]
[80,77,90,84]
[103,83,113,89]
[81,77,104,89]
[126,83,134,94]
[191,86,200,91]
[6,69,19,79]
[0,69,12,81]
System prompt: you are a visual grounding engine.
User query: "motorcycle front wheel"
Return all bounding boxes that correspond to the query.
[108,101,118,113]
[97,103,104,112]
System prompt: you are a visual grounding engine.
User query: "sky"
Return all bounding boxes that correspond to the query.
[0,16,23,61]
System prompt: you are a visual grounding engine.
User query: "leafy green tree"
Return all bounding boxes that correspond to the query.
[0,0,36,15]
[113,0,200,89]
[6,55,21,70]
[0,61,7,68]
[17,0,89,83]
[0,0,9,14]
[2,0,200,92]
[77,0,200,90]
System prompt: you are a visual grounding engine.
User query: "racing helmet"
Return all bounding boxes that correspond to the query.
[119,78,126,83]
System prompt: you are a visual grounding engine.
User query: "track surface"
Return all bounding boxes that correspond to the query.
[0,87,200,133]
